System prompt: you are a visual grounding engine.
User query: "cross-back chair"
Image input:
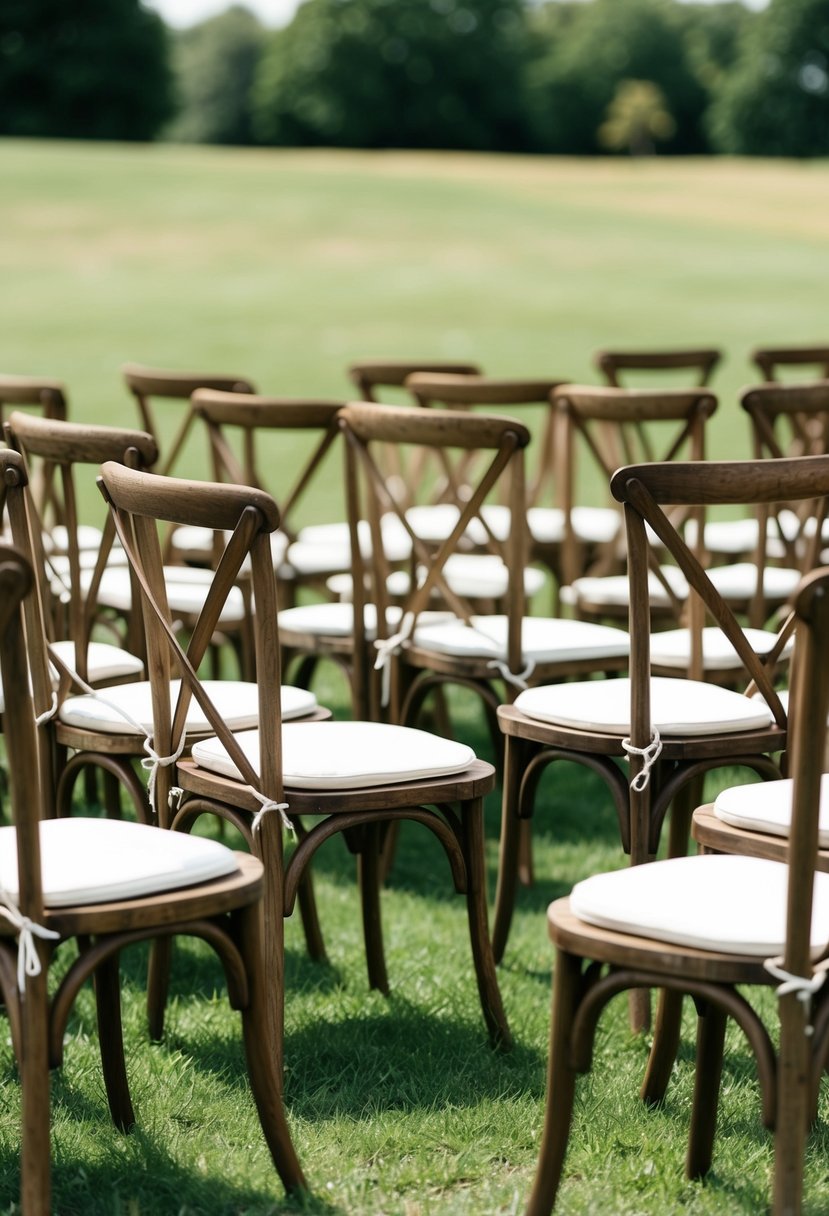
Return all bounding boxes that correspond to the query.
[338,402,630,740]
[525,563,829,1216]
[593,347,722,387]
[0,542,305,1215]
[751,344,829,383]
[0,375,68,538]
[492,456,824,1052]
[121,362,256,480]
[97,460,511,1072]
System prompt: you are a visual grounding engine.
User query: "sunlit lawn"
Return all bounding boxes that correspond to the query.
[1,140,828,1213]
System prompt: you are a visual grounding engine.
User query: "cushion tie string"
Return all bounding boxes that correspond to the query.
[374,611,415,708]
[0,896,60,993]
[250,794,293,838]
[763,955,829,1034]
[487,658,536,692]
[621,729,663,791]
[35,692,58,727]
[141,735,187,817]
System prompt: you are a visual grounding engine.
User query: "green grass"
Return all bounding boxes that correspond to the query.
[2,140,828,1212]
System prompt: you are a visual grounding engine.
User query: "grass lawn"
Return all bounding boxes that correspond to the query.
[1,140,828,1213]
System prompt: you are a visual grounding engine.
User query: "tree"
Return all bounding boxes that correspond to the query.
[166,6,266,145]
[598,80,676,156]
[0,0,174,140]
[709,0,829,156]
[526,0,709,154]
[251,0,533,151]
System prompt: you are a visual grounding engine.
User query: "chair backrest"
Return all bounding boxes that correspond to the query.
[751,345,829,383]
[553,384,717,586]
[742,381,829,460]
[97,462,285,833]
[611,454,829,729]
[339,401,531,713]
[404,373,564,512]
[0,376,69,522]
[347,359,481,402]
[121,363,256,478]
[593,348,721,388]
[191,389,347,543]
[4,411,158,680]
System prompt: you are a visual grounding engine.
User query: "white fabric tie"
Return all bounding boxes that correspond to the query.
[35,692,58,727]
[251,795,293,837]
[141,734,187,816]
[487,658,536,692]
[374,611,415,708]
[764,954,829,1033]
[0,898,60,992]
[621,729,663,791]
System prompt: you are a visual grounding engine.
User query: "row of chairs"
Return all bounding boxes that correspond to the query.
[2,349,829,1211]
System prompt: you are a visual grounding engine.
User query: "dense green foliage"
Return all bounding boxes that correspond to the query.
[166,6,267,145]
[709,0,829,156]
[0,0,173,140]
[251,0,533,151]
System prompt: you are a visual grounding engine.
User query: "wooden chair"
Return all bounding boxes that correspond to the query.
[338,402,630,740]
[97,460,511,1072]
[751,344,829,383]
[0,374,69,534]
[491,456,823,1048]
[524,564,829,1215]
[594,347,722,387]
[121,362,256,479]
[0,543,305,1215]
[347,358,481,404]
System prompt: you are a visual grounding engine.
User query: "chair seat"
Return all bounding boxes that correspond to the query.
[514,676,773,736]
[570,853,829,956]
[564,566,688,609]
[192,720,476,790]
[91,565,248,624]
[707,562,801,601]
[402,504,620,548]
[278,601,453,639]
[650,626,790,670]
[714,773,829,846]
[170,525,289,569]
[50,639,145,684]
[411,614,630,664]
[45,524,105,554]
[528,505,621,546]
[326,555,546,602]
[58,679,316,735]
[0,817,238,907]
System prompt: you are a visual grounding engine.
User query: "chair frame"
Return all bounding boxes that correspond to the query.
[751,345,829,383]
[593,347,721,387]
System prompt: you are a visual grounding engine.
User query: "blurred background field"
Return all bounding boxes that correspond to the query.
[3,138,828,517]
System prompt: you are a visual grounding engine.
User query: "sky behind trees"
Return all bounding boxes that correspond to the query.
[145,0,768,31]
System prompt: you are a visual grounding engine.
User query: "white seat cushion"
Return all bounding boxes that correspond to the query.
[45,524,105,554]
[571,853,829,955]
[170,526,289,571]
[192,720,475,790]
[707,563,802,601]
[515,676,773,736]
[327,556,545,602]
[278,601,453,639]
[715,773,829,846]
[564,566,688,609]
[296,516,413,563]
[526,505,621,547]
[50,640,145,684]
[0,818,238,907]
[412,614,630,664]
[92,566,248,624]
[650,626,790,671]
[58,679,316,735]
[404,504,464,544]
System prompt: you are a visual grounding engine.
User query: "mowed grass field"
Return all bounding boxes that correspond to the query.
[1,140,829,1215]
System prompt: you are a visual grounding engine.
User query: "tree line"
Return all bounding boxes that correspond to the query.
[2,0,828,157]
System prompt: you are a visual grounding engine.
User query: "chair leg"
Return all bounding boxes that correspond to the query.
[773,994,813,1216]
[237,903,307,1196]
[20,970,51,1216]
[463,797,511,1048]
[641,989,684,1105]
[102,770,122,819]
[147,937,173,1042]
[518,819,535,888]
[525,950,582,1216]
[94,953,135,1131]
[492,736,524,963]
[686,999,726,1180]
[358,822,389,995]
[296,867,327,963]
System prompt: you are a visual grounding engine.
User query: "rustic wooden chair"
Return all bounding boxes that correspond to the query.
[593,347,722,387]
[524,563,829,1216]
[338,402,630,740]
[97,460,511,1069]
[491,456,824,1052]
[0,374,69,538]
[121,362,256,480]
[0,542,305,1215]
[751,344,829,383]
